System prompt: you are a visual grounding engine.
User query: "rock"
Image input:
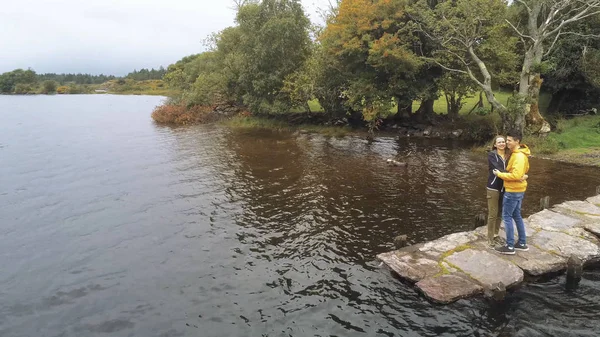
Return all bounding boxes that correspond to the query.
[394,234,409,249]
[452,129,463,137]
[527,209,582,232]
[539,121,551,134]
[423,127,432,136]
[584,222,600,237]
[386,159,407,167]
[484,282,507,302]
[566,255,583,284]
[586,195,600,206]
[488,242,567,276]
[474,213,486,230]
[531,230,600,263]
[552,200,600,220]
[416,274,482,304]
[418,231,479,259]
[444,249,524,288]
[377,252,441,283]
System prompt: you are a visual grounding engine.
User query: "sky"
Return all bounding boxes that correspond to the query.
[1,0,335,76]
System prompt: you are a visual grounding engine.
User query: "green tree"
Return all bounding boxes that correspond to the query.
[42,80,58,94]
[0,68,37,93]
[409,0,520,131]
[234,0,312,113]
[319,0,423,125]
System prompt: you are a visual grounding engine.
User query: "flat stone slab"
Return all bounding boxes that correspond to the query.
[378,196,600,304]
[416,274,482,304]
[585,222,600,237]
[444,249,524,288]
[531,230,600,263]
[418,232,479,259]
[469,240,566,276]
[586,195,600,206]
[553,201,600,220]
[527,209,582,232]
[377,251,440,282]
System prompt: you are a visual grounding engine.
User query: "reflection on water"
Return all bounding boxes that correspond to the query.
[1,95,600,337]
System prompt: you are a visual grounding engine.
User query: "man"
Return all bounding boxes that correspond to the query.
[492,130,531,255]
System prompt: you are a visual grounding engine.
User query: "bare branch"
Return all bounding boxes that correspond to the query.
[544,6,600,40]
[514,0,532,13]
[560,31,600,38]
[424,58,469,75]
[544,30,562,57]
[505,19,535,42]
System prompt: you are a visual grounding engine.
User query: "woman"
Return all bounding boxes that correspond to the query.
[486,136,508,245]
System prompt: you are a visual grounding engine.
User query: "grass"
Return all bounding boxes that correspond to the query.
[100,79,179,96]
[301,90,551,116]
[549,116,600,149]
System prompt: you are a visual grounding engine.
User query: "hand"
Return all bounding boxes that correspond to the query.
[492,169,500,176]
[520,174,529,182]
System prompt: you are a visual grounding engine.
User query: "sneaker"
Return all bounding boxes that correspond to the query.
[495,245,515,255]
[514,243,529,251]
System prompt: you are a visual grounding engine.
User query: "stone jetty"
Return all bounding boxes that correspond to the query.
[377,195,600,304]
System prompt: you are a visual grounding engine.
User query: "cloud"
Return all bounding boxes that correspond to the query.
[0,0,333,75]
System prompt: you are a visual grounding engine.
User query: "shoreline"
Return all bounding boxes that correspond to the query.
[220,116,600,168]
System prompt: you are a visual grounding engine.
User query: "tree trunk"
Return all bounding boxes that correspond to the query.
[445,92,460,119]
[415,99,435,121]
[518,24,550,134]
[392,96,412,120]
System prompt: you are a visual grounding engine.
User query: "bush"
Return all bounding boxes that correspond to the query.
[42,80,57,94]
[151,104,215,124]
[460,113,500,142]
[14,83,34,94]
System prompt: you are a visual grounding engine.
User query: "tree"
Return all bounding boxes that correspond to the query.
[541,16,600,114]
[233,0,312,113]
[42,80,57,94]
[0,68,37,93]
[319,0,424,125]
[409,0,521,131]
[504,0,600,133]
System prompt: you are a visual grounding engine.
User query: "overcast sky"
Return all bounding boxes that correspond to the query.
[1,0,334,75]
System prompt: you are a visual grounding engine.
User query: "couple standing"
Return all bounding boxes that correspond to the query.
[486,130,531,255]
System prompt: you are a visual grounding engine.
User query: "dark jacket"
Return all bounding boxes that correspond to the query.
[487,150,506,191]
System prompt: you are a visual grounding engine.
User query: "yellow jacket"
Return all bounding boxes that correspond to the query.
[497,145,531,192]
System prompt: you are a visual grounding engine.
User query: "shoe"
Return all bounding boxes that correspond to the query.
[514,243,529,251]
[495,245,515,255]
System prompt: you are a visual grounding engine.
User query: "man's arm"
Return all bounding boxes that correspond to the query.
[497,153,525,181]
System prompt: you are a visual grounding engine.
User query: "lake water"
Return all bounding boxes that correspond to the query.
[1,95,600,337]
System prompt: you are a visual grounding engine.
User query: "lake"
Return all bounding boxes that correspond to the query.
[1,95,600,337]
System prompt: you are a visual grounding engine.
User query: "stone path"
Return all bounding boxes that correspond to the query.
[377,195,600,304]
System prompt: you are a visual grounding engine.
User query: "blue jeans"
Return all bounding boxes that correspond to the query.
[503,192,526,247]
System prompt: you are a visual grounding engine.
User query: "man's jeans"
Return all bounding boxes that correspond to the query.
[503,192,526,248]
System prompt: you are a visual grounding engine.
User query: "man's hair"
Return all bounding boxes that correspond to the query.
[506,129,522,142]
